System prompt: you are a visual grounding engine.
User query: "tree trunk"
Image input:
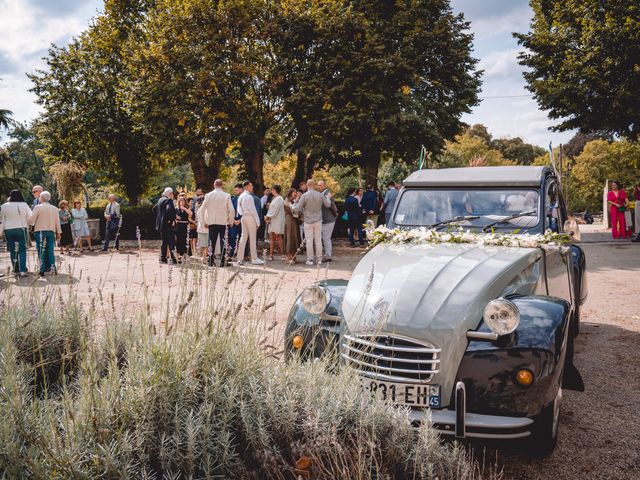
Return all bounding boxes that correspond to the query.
[114,140,143,205]
[361,148,381,191]
[293,148,307,188]
[293,148,317,188]
[240,134,265,191]
[189,145,224,191]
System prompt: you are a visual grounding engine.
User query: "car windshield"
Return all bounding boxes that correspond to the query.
[393,188,541,231]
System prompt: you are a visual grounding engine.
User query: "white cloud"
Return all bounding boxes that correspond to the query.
[0,0,101,129]
[478,48,523,82]
[450,0,576,147]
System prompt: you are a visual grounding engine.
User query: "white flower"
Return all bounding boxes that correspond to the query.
[366,225,570,250]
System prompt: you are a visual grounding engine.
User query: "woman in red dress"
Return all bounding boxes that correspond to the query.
[607,181,628,239]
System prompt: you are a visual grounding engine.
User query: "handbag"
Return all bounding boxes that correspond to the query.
[341,212,348,222]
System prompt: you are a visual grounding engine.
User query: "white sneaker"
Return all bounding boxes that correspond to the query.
[251,259,265,265]
[305,260,314,266]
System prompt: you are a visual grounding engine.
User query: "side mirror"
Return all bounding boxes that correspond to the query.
[563,219,581,241]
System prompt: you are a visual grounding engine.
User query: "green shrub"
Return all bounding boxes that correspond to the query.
[0,275,494,479]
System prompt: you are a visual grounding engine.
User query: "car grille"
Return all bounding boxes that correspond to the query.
[341,334,441,384]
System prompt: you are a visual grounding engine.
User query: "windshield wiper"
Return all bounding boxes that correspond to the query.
[481,210,537,232]
[428,215,480,229]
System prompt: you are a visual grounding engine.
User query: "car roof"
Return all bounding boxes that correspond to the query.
[403,166,552,188]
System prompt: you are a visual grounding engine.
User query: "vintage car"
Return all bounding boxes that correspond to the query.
[285,166,587,455]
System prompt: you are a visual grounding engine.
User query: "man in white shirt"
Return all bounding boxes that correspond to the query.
[202,179,235,267]
[236,180,264,265]
[102,194,121,251]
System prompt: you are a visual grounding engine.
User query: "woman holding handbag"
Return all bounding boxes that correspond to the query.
[0,190,33,276]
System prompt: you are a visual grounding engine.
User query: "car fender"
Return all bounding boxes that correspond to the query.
[284,280,347,359]
[455,295,573,417]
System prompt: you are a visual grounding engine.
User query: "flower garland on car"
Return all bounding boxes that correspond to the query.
[365,225,572,250]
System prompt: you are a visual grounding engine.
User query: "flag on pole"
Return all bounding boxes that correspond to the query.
[417,145,427,170]
[548,141,558,173]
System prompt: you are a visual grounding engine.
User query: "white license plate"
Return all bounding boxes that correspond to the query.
[362,379,441,408]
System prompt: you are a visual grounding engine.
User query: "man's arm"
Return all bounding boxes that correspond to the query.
[226,196,234,225]
[202,194,210,227]
[321,192,331,208]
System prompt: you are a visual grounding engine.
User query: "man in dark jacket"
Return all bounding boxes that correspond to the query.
[361,184,379,227]
[229,183,243,258]
[153,187,178,264]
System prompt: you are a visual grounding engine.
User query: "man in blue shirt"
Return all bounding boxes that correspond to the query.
[383,181,399,225]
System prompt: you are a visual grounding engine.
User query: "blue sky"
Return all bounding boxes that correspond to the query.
[0,0,574,147]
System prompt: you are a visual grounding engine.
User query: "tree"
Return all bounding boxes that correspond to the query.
[563,132,609,159]
[439,132,510,168]
[276,0,481,189]
[129,0,283,191]
[515,0,640,139]
[0,109,13,131]
[571,139,640,211]
[29,0,158,204]
[491,137,545,165]
[0,79,13,131]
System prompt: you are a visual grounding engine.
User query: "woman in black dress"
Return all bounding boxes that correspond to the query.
[58,200,74,254]
[175,197,192,260]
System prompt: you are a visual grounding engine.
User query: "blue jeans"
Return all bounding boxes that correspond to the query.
[229,223,241,258]
[5,227,28,273]
[35,230,56,273]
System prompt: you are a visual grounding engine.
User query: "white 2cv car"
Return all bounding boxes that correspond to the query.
[285,166,587,455]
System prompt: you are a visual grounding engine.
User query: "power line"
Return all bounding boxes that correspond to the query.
[478,94,534,99]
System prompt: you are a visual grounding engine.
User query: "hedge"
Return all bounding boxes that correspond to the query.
[86,202,384,240]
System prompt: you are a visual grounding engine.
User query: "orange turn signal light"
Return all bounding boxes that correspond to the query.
[515,369,534,387]
[292,335,304,350]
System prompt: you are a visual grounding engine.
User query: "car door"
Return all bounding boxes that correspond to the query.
[543,179,572,303]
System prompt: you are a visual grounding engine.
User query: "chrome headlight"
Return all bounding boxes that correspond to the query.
[483,299,520,335]
[300,286,330,314]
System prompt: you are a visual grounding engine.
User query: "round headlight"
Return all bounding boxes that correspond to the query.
[483,299,520,336]
[300,286,330,314]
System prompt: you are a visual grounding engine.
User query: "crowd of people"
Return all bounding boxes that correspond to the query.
[0,179,402,276]
[151,178,399,267]
[6,176,639,276]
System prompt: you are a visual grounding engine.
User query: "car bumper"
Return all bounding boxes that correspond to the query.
[408,382,533,440]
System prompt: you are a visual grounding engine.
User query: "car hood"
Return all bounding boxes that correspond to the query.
[341,243,542,406]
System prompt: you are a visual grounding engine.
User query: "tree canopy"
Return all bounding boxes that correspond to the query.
[515,0,640,139]
[29,0,481,201]
[29,0,159,204]
[438,124,545,168]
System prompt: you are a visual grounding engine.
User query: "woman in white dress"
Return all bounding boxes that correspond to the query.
[265,184,285,260]
[71,200,92,252]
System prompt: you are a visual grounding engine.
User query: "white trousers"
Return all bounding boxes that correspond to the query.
[304,221,323,262]
[238,216,258,261]
[321,222,335,258]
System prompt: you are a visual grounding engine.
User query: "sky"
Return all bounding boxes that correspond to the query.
[0,0,575,147]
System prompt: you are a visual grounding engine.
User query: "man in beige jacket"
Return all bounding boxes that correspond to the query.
[202,179,235,267]
[30,191,62,276]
